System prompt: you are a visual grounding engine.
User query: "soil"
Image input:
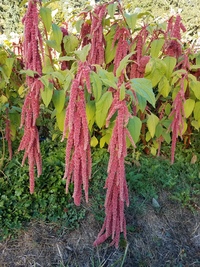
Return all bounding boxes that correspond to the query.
[0,191,200,267]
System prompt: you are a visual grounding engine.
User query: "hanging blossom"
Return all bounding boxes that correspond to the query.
[93,91,135,248]
[62,61,92,206]
[165,15,186,59]
[169,75,186,164]
[129,26,150,79]
[88,4,107,65]
[112,26,130,82]
[18,0,43,194]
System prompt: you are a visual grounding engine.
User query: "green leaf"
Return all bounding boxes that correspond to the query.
[191,120,200,130]
[98,69,117,89]
[147,113,159,138]
[107,2,118,18]
[90,71,102,101]
[158,76,171,97]
[162,131,171,144]
[150,39,165,58]
[105,24,117,64]
[52,90,65,113]
[183,98,195,118]
[41,83,53,107]
[119,83,125,101]
[95,91,113,128]
[127,116,142,143]
[86,101,95,131]
[58,56,76,61]
[90,136,98,147]
[124,12,137,32]
[56,109,66,131]
[100,133,111,148]
[163,56,176,80]
[145,58,167,87]
[74,44,91,62]
[63,34,79,55]
[190,80,200,100]
[136,93,147,112]
[40,7,52,32]
[49,23,63,53]
[5,58,14,79]
[194,101,200,120]
[130,78,155,107]
[116,52,133,78]
[20,69,38,77]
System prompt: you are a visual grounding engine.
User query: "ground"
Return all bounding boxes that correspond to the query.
[0,191,199,267]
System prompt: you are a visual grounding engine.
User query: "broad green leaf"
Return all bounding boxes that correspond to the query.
[20,69,38,77]
[191,120,200,130]
[0,95,8,104]
[194,101,200,120]
[95,91,113,128]
[41,83,53,107]
[107,2,118,18]
[90,71,102,101]
[50,71,65,83]
[136,93,147,112]
[105,24,117,64]
[189,64,200,71]
[146,131,151,142]
[183,98,195,118]
[127,116,142,143]
[4,56,13,75]
[120,83,125,100]
[90,136,98,147]
[40,7,52,32]
[130,78,155,107]
[190,80,200,100]
[162,131,171,144]
[63,34,79,55]
[86,101,95,131]
[155,124,163,138]
[147,113,159,138]
[74,44,91,62]
[165,103,171,116]
[150,39,165,58]
[56,109,66,131]
[0,50,7,64]
[181,120,187,135]
[100,133,111,148]
[58,56,76,61]
[158,76,171,97]
[98,69,117,89]
[105,38,116,64]
[49,23,63,52]
[145,58,167,87]
[116,53,133,78]
[52,89,65,113]
[124,13,137,32]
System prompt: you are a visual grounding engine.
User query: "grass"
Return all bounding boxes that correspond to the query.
[0,135,200,266]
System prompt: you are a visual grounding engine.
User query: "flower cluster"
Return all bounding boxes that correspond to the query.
[93,92,135,248]
[88,4,107,65]
[62,61,92,206]
[18,0,43,193]
[165,15,186,58]
[169,75,186,163]
[112,26,130,82]
[130,27,149,78]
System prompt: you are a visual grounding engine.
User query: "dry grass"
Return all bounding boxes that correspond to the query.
[0,191,200,267]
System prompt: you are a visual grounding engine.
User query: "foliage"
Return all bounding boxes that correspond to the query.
[0,0,200,248]
[0,140,86,240]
